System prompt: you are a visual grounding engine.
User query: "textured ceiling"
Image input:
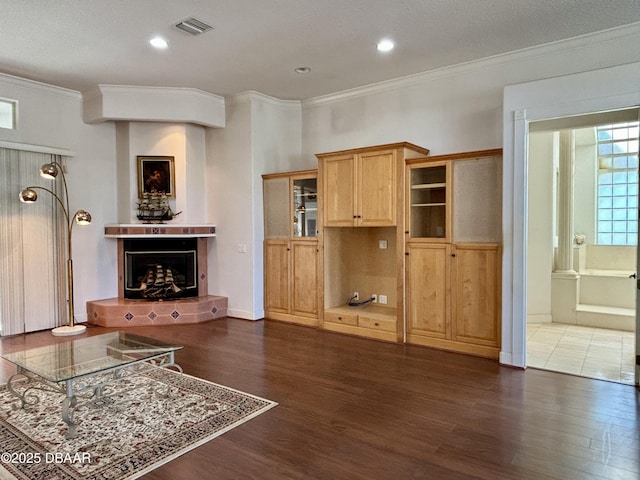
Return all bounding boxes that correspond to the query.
[1,0,639,100]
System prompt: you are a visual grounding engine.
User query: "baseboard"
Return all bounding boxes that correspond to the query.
[228,308,262,321]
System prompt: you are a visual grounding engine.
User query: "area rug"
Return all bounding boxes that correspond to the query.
[0,368,277,480]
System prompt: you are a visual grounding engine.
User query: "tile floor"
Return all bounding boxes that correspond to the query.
[527,322,636,385]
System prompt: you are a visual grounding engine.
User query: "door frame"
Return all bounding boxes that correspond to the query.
[500,62,640,388]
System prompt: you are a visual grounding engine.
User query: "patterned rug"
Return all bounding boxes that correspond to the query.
[0,369,277,479]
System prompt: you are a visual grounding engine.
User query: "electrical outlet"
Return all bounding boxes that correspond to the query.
[379,240,388,249]
[353,291,359,301]
[379,295,388,305]
[371,294,377,303]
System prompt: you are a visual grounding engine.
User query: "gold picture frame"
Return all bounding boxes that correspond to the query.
[137,156,175,198]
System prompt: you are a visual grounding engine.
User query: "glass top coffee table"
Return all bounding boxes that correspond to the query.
[1,331,183,439]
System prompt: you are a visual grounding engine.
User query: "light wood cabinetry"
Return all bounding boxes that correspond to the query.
[263,147,503,360]
[406,243,451,339]
[406,242,501,357]
[318,143,429,343]
[318,143,429,227]
[263,170,319,326]
[406,160,452,242]
[451,243,501,348]
[405,150,502,358]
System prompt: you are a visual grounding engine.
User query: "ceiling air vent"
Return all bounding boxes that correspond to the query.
[175,17,213,36]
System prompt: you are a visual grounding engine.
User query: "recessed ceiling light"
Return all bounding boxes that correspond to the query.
[377,39,395,52]
[294,67,311,74]
[149,37,168,49]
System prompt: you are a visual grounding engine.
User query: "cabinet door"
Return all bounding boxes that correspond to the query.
[263,177,291,239]
[452,244,501,347]
[292,176,318,238]
[291,241,318,317]
[406,243,450,339]
[323,154,355,226]
[358,149,396,226]
[264,240,290,314]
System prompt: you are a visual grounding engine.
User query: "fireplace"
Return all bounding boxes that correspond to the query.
[86,224,228,327]
[123,238,198,300]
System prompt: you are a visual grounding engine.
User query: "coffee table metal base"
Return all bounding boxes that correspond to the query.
[6,351,182,439]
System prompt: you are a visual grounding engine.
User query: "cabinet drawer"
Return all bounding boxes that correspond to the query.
[324,311,358,326]
[358,315,396,332]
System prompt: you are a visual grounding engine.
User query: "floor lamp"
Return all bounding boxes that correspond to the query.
[19,161,91,336]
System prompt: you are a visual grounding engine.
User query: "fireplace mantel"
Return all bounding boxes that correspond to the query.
[104,224,216,238]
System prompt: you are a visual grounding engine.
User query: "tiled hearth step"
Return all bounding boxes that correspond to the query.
[86,295,228,327]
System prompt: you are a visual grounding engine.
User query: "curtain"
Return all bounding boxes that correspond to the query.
[0,149,65,335]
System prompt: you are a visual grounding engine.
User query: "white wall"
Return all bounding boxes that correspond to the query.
[206,92,302,319]
[527,132,555,323]
[574,128,597,243]
[206,95,254,318]
[0,74,118,322]
[115,122,207,223]
[302,25,640,159]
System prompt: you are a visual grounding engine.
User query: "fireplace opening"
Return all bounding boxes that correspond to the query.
[123,239,198,300]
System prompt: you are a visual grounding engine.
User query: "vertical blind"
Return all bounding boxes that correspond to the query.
[0,148,65,335]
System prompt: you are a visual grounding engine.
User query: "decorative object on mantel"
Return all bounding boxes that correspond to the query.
[18,160,91,336]
[136,191,181,223]
[137,155,175,198]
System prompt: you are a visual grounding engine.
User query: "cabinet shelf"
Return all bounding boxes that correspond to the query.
[412,203,446,207]
[411,183,446,190]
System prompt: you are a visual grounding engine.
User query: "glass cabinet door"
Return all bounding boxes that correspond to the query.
[293,177,317,237]
[409,163,448,239]
[264,177,290,239]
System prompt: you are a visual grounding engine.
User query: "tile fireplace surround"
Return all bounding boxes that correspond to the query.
[86,224,228,327]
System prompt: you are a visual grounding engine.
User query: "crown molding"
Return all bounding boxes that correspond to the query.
[229,90,301,107]
[0,73,81,99]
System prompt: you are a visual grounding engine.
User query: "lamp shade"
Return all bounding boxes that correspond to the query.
[19,188,38,203]
[74,210,92,225]
[40,163,59,179]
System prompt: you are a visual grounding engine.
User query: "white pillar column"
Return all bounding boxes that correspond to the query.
[555,130,575,273]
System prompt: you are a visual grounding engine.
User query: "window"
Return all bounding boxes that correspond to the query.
[596,121,639,245]
[0,99,17,129]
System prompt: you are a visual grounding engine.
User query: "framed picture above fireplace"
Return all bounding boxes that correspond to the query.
[137,156,175,198]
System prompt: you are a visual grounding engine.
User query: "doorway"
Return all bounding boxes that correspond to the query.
[526,116,638,384]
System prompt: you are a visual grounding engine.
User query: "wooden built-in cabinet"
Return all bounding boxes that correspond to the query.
[405,149,503,358]
[263,170,319,326]
[406,242,501,357]
[317,143,429,342]
[318,143,429,227]
[263,147,503,360]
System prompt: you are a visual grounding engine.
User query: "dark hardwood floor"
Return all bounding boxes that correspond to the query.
[1,318,638,479]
